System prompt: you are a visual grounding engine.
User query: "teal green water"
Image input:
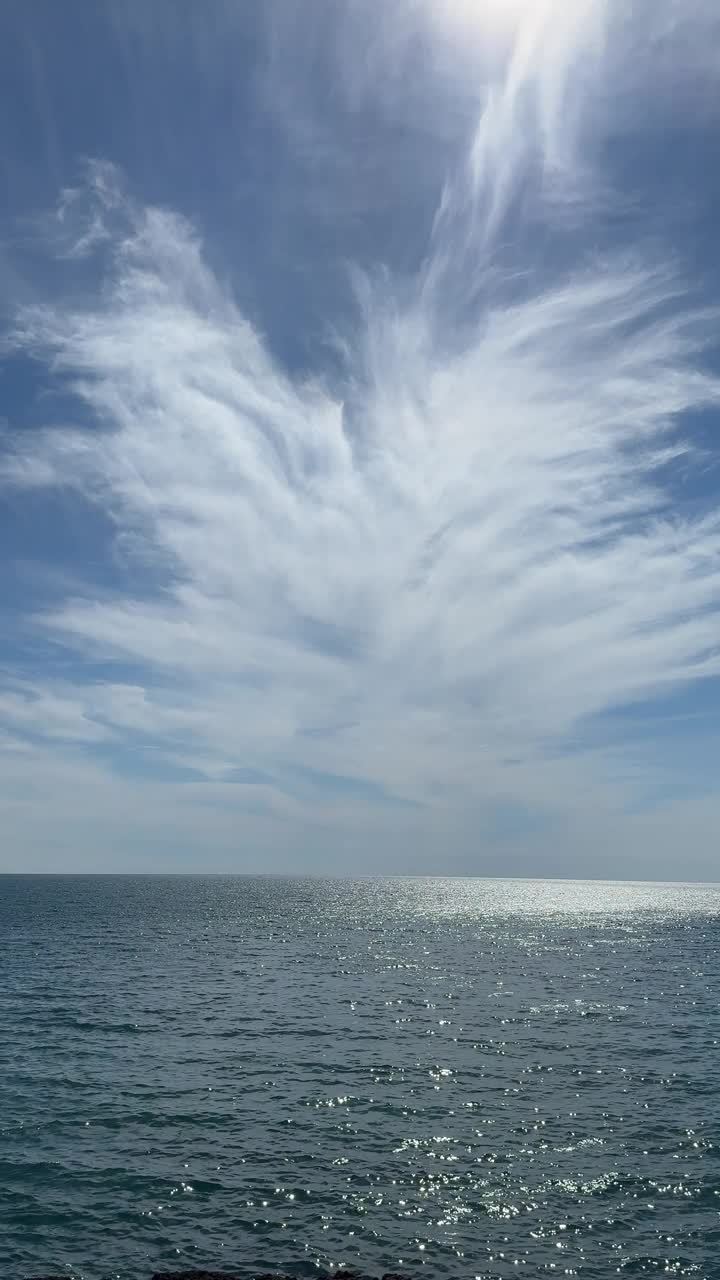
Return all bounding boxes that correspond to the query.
[1,876,719,1279]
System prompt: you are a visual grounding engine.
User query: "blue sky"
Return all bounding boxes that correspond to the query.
[1,0,720,876]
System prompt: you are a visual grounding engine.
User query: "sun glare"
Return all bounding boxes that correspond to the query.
[441,0,542,40]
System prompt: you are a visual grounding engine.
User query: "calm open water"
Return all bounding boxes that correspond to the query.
[1,875,719,1279]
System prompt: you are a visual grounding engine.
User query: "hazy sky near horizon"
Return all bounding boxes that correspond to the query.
[1,0,720,877]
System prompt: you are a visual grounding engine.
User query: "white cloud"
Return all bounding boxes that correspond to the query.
[1,0,720,872]
[0,683,109,743]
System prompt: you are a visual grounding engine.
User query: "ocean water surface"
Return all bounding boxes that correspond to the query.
[0,875,718,1279]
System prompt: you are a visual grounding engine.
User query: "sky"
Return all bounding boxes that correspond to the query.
[1,0,720,877]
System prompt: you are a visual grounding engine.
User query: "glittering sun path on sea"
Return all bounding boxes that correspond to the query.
[1,876,719,1278]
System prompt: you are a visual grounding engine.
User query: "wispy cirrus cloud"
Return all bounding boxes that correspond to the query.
[1,0,720,873]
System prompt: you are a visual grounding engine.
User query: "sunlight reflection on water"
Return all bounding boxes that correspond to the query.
[1,875,718,1279]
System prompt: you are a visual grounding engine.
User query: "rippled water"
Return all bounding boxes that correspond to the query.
[1,876,719,1279]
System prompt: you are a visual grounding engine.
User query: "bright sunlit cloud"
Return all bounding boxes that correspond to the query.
[441,0,542,36]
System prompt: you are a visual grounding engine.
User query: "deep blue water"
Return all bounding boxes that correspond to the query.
[1,875,719,1279]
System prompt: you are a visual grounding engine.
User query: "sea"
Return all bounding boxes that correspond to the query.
[1,875,719,1280]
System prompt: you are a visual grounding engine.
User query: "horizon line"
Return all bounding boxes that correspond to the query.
[2,871,719,887]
